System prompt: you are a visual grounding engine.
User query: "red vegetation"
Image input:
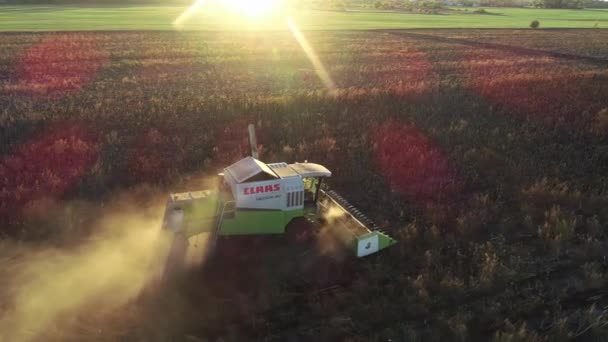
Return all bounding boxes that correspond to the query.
[0,123,100,219]
[213,118,259,165]
[127,128,186,183]
[371,120,461,204]
[464,50,607,126]
[385,50,439,100]
[15,35,108,97]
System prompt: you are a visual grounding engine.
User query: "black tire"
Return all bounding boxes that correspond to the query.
[285,217,315,246]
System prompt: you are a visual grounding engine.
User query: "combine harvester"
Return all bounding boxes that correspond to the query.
[160,124,396,280]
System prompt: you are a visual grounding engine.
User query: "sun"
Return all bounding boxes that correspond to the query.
[223,0,280,17]
[173,0,284,28]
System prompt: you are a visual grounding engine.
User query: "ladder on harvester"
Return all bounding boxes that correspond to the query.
[207,200,235,255]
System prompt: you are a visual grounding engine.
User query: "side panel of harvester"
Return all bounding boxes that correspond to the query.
[162,190,221,238]
[218,208,304,235]
[219,172,305,235]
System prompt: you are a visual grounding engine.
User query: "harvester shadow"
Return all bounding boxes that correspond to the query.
[145,222,356,339]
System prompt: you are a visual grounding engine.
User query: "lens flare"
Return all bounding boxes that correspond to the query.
[12,35,108,98]
[173,0,207,29]
[287,17,336,90]
[371,120,462,205]
[0,122,99,222]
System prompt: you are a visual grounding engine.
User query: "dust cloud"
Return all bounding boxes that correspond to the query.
[316,202,352,259]
[322,203,347,223]
[0,189,174,342]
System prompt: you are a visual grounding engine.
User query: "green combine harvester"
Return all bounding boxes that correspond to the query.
[160,124,396,279]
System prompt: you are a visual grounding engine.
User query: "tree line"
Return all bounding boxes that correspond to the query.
[0,0,192,4]
[359,0,608,9]
[0,0,606,13]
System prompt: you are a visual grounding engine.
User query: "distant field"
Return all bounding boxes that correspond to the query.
[1,28,608,341]
[0,6,607,30]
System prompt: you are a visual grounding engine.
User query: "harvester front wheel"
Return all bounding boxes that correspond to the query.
[286,217,315,246]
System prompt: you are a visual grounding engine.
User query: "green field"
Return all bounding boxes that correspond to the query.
[0,6,607,31]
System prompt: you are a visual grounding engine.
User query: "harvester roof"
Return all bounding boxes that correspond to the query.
[224,157,332,184]
[224,156,278,183]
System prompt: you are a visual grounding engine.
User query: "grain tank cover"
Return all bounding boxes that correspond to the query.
[224,156,279,183]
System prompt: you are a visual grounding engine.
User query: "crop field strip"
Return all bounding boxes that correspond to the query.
[385,30,608,66]
[1,29,608,340]
[1,7,608,30]
[253,224,608,340]
[215,223,608,339]
[409,28,608,59]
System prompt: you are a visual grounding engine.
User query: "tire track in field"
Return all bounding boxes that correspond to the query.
[383,30,608,66]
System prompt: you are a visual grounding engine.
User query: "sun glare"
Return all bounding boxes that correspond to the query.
[173,0,206,28]
[174,0,337,91]
[224,0,280,17]
[174,0,281,27]
[287,17,336,90]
